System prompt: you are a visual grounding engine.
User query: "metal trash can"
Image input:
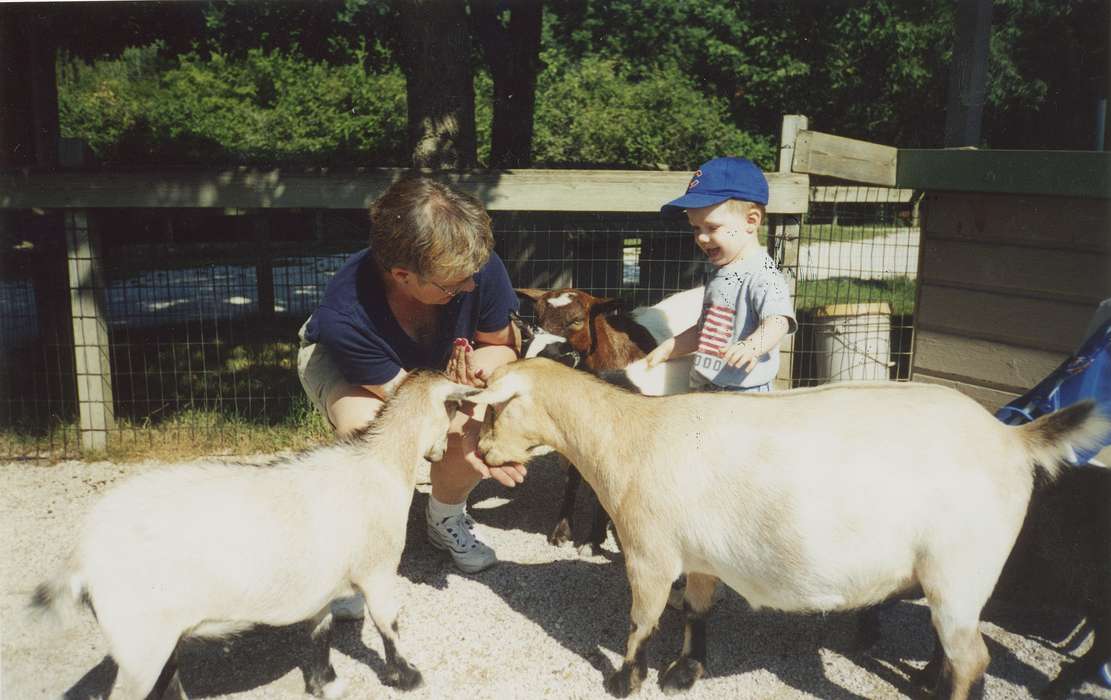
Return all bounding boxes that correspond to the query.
[814,302,893,382]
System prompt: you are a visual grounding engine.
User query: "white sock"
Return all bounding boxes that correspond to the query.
[428,494,465,523]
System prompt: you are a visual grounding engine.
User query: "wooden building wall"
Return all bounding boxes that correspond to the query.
[913,192,1110,461]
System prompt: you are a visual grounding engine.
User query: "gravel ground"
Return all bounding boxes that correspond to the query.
[3,456,1109,700]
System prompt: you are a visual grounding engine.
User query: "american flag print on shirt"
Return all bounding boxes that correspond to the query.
[698,305,736,357]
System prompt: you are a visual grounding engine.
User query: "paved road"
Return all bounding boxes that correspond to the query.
[797,231,920,281]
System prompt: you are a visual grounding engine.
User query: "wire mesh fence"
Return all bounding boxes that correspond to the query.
[0,187,919,460]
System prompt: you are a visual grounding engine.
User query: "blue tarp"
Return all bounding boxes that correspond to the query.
[995,316,1111,465]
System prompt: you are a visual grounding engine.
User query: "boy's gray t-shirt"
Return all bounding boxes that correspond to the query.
[691,250,796,388]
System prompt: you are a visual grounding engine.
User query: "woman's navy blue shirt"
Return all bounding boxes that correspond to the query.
[304,249,519,386]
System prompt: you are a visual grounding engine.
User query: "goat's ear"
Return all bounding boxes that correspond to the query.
[467,380,519,406]
[516,288,547,302]
[445,385,484,403]
[589,296,621,316]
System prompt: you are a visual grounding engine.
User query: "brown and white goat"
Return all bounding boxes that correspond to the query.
[516,287,701,550]
[472,358,1109,700]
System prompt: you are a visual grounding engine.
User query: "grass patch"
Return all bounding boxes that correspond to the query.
[795,276,917,316]
[1,394,331,462]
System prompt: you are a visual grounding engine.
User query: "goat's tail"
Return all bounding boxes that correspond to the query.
[1016,401,1110,480]
[29,561,92,626]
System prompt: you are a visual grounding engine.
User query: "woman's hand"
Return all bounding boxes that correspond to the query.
[446,338,487,387]
[459,411,527,487]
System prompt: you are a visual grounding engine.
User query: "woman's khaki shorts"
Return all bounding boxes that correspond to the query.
[297,318,344,429]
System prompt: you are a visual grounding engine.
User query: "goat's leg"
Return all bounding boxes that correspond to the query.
[604,555,673,697]
[583,494,611,555]
[853,604,886,652]
[147,642,186,700]
[103,623,181,700]
[303,608,344,699]
[659,573,718,694]
[549,464,581,546]
[913,627,944,694]
[926,604,989,700]
[357,571,423,691]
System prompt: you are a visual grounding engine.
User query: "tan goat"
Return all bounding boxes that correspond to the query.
[31,371,480,700]
[471,358,1108,700]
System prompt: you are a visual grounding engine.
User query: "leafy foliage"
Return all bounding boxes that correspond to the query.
[527,56,774,169]
[54,0,1108,166]
[59,46,407,165]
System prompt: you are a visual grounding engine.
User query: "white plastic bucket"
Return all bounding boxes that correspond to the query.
[814,302,892,382]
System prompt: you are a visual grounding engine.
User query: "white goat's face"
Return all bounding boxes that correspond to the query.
[471,364,556,466]
[399,372,481,462]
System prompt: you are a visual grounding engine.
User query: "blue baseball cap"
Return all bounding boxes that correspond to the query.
[661,156,769,213]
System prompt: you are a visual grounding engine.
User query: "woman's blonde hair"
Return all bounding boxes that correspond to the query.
[369,177,494,280]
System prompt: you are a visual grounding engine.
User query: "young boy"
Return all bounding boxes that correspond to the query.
[646,156,796,392]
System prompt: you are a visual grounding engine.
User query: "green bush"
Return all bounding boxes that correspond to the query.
[529,56,774,170]
[58,46,408,164]
[62,46,770,169]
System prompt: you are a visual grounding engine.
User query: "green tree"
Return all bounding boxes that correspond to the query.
[524,56,773,169]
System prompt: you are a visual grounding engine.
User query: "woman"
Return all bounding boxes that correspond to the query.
[298,177,525,616]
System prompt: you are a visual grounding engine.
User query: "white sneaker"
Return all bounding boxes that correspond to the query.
[426,510,497,573]
[330,593,365,621]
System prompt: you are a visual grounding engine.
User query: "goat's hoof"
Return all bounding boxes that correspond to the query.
[603,666,640,697]
[576,541,603,557]
[660,657,703,694]
[308,675,346,700]
[307,664,341,698]
[912,659,941,693]
[319,676,348,699]
[548,520,572,546]
[383,661,424,691]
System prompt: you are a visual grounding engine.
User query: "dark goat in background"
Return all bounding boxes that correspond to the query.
[516,287,702,552]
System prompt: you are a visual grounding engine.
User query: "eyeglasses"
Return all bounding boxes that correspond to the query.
[424,275,474,297]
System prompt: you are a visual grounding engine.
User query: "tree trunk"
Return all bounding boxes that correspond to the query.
[943,0,991,147]
[397,0,477,169]
[0,5,59,168]
[473,0,543,168]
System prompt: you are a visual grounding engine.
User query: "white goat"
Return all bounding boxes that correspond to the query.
[31,371,479,700]
[472,359,1109,700]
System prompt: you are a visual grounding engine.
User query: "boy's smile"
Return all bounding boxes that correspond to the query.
[686,200,762,267]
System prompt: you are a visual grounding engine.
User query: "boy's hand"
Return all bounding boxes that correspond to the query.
[722,339,760,372]
[645,337,675,369]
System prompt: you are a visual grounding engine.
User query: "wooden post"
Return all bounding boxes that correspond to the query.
[65,210,114,451]
[770,115,807,390]
[253,212,275,319]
